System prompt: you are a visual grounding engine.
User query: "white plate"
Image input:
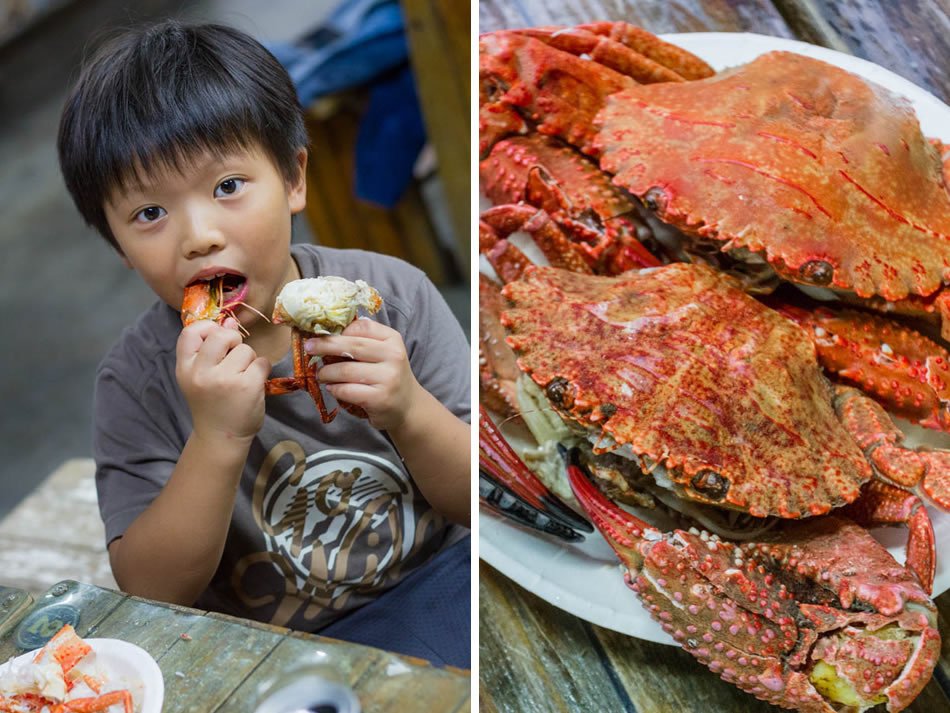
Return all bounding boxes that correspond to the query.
[479,31,950,647]
[0,638,164,713]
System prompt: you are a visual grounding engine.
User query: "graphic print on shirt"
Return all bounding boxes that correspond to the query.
[233,439,444,627]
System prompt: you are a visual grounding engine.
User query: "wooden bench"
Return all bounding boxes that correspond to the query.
[0,458,116,598]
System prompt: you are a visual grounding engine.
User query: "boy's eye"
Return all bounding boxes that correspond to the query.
[215,177,246,197]
[134,206,166,223]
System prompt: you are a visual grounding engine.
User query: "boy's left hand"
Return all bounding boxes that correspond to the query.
[304,318,420,431]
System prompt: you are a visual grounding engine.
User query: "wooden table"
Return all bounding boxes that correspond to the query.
[0,580,470,712]
[478,1,950,711]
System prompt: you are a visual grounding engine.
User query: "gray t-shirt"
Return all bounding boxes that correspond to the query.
[94,244,470,630]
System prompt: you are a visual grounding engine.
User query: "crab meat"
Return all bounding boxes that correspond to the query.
[272,276,382,335]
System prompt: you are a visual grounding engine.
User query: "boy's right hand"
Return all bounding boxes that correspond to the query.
[176,321,271,443]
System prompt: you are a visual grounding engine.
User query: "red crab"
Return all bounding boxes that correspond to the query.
[484,262,942,591]
[569,462,940,713]
[479,22,950,508]
[478,262,944,710]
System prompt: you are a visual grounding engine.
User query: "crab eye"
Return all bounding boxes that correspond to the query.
[643,187,668,213]
[545,377,575,409]
[799,259,834,286]
[690,470,730,501]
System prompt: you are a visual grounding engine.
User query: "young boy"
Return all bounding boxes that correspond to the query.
[57,20,471,667]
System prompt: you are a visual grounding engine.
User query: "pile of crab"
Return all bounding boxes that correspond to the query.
[478,21,950,713]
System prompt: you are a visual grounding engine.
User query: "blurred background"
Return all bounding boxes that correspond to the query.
[0,0,469,593]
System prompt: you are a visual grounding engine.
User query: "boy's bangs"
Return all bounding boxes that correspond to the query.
[101,85,270,198]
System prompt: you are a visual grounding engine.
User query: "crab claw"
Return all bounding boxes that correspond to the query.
[479,406,593,540]
[568,461,940,713]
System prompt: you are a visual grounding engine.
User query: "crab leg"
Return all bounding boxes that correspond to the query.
[62,690,133,713]
[481,135,661,274]
[834,385,950,511]
[264,329,369,424]
[837,480,936,593]
[479,274,521,419]
[479,405,592,540]
[481,204,593,281]
[265,328,337,423]
[570,22,716,81]
[479,30,634,157]
[779,302,950,432]
[479,24,713,157]
[515,23,714,84]
[567,456,941,713]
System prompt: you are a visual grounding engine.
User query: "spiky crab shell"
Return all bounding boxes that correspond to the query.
[500,263,872,518]
[596,51,950,302]
[637,518,939,712]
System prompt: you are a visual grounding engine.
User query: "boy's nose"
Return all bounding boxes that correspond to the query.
[181,211,226,257]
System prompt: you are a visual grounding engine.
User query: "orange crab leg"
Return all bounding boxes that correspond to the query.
[778,302,950,432]
[514,24,702,84]
[834,385,950,512]
[265,329,337,423]
[63,690,133,713]
[481,204,594,280]
[264,329,369,424]
[479,275,521,419]
[481,135,661,275]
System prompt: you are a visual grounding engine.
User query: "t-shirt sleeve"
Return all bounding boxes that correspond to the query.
[93,365,182,545]
[400,274,471,423]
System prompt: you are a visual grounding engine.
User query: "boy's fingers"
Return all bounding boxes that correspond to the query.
[304,336,365,359]
[249,356,272,380]
[305,335,401,363]
[341,317,386,339]
[193,326,244,369]
[177,321,222,359]
[319,360,387,385]
[325,382,375,408]
[220,343,259,373]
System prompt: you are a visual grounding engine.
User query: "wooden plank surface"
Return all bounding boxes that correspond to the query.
[478,0,950,711]
[0,458,117,598]
[401,0,472,276]
[481,563,950,713]
[773,0,950,103]
[0,581,470,712]
[479,0,796,36]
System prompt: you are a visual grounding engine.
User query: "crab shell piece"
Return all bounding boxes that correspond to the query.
[501,262,873,518]
[595,51,950,306]
[272,276,382,334]
[570,468,940,713]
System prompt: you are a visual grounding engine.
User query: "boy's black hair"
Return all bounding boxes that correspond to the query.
[58,20,308,249]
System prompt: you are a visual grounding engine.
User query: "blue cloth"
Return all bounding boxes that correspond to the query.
[266,0,426,207]
[316,534,471,668]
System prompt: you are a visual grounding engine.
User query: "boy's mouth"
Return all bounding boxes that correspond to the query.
[186,271,248,309]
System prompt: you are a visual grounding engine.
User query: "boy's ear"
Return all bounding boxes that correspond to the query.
[287,148,308,215]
